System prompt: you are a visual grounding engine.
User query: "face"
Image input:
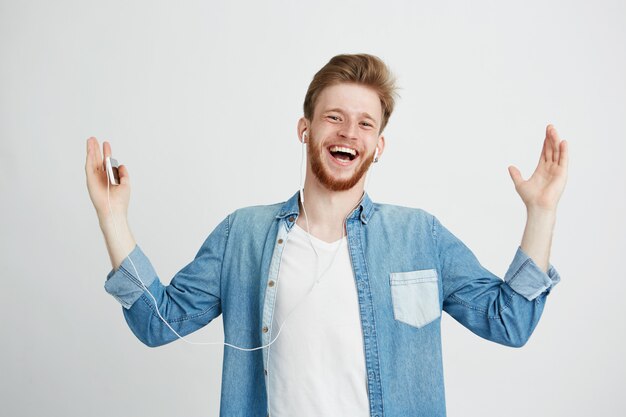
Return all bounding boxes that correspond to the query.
[299,83,385,192]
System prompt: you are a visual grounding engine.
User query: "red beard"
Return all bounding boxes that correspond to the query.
[308,130,375,192]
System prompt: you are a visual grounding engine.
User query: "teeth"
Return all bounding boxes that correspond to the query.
[329,146,356,156]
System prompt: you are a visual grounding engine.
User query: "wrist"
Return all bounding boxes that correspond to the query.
[524,207,557,235]
[98,211,128,231]
[526,205,557,218]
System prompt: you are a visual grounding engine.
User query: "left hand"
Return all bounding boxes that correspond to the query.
[508,124,569,212]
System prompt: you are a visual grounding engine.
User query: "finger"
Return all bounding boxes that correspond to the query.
[103,141,112,170]
[85,137,94,170]
[508,165,524,187]
[558,139,569,170]
[90,137,103,172]
[119,164,130,185]
[550,124,560,163]
[91,138,104,171]
[544,125,553,163]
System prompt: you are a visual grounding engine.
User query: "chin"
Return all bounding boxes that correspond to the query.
[317,168,367,192]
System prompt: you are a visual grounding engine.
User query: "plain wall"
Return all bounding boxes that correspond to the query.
[1,0,625,416]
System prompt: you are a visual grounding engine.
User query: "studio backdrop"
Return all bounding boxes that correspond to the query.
[1,1,624,416]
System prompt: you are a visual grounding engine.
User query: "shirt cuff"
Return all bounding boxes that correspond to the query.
[104,244,157,309]
[504,246,561,301]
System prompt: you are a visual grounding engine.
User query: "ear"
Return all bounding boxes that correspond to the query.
[375,135,386,159]
[297,117,309,143]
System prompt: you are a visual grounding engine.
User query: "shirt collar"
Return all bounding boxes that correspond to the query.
[276,190,375,229]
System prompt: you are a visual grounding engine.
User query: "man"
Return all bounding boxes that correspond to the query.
[85,54,568,417]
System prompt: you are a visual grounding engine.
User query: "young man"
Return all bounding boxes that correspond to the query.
[85,54,568,417]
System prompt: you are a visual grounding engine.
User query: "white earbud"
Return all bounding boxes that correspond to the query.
[300,131,307,204]
[373,148,379,163]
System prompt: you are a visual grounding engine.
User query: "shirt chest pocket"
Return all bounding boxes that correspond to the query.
[390,269,441,329]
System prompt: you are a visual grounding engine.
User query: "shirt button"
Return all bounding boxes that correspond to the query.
[278,239,284,244]
[262,325,269,333]
[288,216,294,222]
[268,280,275,287]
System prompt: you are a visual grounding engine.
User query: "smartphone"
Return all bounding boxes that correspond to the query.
[105,156,120,185]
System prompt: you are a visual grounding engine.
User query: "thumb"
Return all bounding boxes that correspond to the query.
[118,164,130,185]
[508,165,523,187]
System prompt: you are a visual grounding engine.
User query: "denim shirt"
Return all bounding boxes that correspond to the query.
[105,190,561,417]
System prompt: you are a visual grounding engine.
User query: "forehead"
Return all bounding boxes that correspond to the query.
[314,83,382,120]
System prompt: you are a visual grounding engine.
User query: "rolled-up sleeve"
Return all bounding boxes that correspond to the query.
[504,246,561,302]
[104,244,157,309]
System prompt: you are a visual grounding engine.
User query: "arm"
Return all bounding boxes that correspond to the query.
[85,137,226,347]
[436,216,561,348]
[104,215,229,347]
[437,124,568,347]
[509,124,569,272]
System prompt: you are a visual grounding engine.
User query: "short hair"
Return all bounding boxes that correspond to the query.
[303,53,398,133]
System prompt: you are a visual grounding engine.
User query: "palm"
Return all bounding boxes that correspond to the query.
[508,125,569,211]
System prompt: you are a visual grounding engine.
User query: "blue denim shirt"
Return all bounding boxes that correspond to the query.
[105,190,561,417]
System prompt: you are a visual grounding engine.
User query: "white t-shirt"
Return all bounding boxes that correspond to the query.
[267,223,370,417]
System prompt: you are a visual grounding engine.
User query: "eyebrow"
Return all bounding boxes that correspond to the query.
[324,108,378,123]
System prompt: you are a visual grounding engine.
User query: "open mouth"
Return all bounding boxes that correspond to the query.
[328,145,359,163]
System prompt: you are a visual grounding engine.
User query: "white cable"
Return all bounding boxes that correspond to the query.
[106,165,288,350]
[105,146,367,416]
[104,156,359,350]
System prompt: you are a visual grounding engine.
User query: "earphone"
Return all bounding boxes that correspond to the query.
[300,131,307,204]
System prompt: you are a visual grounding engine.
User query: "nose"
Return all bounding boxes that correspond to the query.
[338,119,359,140]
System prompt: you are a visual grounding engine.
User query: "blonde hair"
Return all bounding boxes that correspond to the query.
[303,53,398,133]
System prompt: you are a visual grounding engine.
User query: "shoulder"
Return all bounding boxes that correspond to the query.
[372,201,436,227]
[226,200,285,234]
[231,201,283,220]
[366,201,440,247]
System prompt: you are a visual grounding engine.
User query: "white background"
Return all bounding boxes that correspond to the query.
[1,0,624,416]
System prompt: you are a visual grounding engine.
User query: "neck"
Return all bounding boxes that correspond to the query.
[297,177,365,242]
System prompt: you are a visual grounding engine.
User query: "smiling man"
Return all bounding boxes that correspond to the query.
[86,53,568,417]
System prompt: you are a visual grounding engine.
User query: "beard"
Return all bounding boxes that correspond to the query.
[308,130,375,192]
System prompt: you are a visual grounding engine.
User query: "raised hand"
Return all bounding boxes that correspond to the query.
[85,137,131,220]
[508,124,569,212]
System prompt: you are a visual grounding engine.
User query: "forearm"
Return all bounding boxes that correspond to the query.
[99,212,137,270]
[519,207,557,273]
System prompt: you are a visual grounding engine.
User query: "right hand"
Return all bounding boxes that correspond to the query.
[85,137,131,221]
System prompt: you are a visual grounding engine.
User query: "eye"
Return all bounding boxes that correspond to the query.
[327,115,341,121]
[361,122,372,127]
